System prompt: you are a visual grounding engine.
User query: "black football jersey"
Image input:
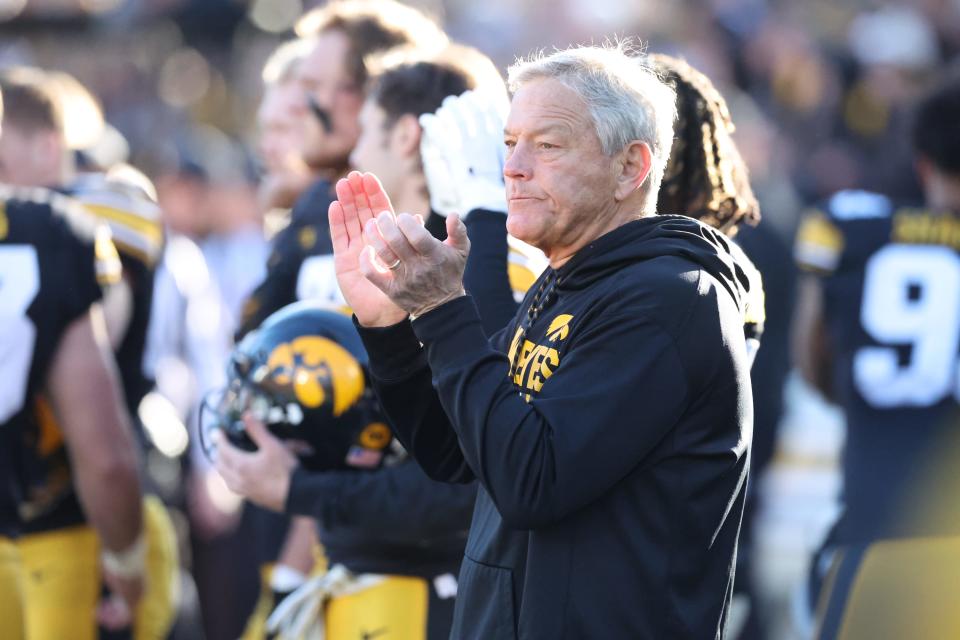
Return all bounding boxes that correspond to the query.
[0,186,119,536]
[795,190,960,541]
[17,176,163,534]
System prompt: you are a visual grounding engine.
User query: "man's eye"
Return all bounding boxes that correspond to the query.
[504,139,516,148]
[538,142,556,150]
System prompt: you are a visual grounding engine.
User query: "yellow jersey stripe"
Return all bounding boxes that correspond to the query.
[82,203,163,245]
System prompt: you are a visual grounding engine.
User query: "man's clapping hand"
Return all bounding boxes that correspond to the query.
[329,171,470,324]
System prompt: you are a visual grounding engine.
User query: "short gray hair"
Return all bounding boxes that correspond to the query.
[507,43,677,197]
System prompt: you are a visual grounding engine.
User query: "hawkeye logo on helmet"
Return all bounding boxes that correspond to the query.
[263,336,365,416]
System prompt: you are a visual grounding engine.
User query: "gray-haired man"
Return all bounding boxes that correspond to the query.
[329,44,753,639]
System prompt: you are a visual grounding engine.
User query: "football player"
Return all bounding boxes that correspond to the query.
[793,71,960,639]
[0,69,178,640]
[0,82,144,639]
[0,69,164,412]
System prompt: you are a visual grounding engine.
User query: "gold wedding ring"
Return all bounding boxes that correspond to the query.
[386,258,402,270]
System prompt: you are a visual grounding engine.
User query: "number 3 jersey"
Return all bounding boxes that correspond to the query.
[795,189,960,541]
[0,186,119,537]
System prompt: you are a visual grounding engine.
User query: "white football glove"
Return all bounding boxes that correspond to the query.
[419,89,509,219]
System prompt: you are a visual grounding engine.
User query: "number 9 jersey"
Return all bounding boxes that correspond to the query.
[0,186,120,538]
[794,189,960,541]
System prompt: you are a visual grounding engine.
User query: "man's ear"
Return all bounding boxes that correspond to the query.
[391,113,423,159]
[614,140,652,201]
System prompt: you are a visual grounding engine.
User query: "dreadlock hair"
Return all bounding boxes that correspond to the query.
[649,54,760,236]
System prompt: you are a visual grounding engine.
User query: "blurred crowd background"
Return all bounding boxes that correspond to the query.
[2,1,958,638]
[4,0,959,232]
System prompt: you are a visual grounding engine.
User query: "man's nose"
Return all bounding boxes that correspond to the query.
[503,143,531,180]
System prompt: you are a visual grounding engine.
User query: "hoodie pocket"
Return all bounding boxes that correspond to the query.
[450,555,517,640]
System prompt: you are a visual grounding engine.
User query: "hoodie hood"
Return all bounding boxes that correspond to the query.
[553,214,750,314]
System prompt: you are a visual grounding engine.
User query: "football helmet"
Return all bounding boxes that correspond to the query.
[201,301,394,471]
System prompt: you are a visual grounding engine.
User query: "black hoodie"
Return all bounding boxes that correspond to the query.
[357,215,754,639]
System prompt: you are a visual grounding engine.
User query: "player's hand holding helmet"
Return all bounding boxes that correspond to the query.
[205,301,396,508]
[419,88,509,218]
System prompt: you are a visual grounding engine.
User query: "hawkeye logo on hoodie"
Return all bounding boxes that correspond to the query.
[507,314,574,398]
